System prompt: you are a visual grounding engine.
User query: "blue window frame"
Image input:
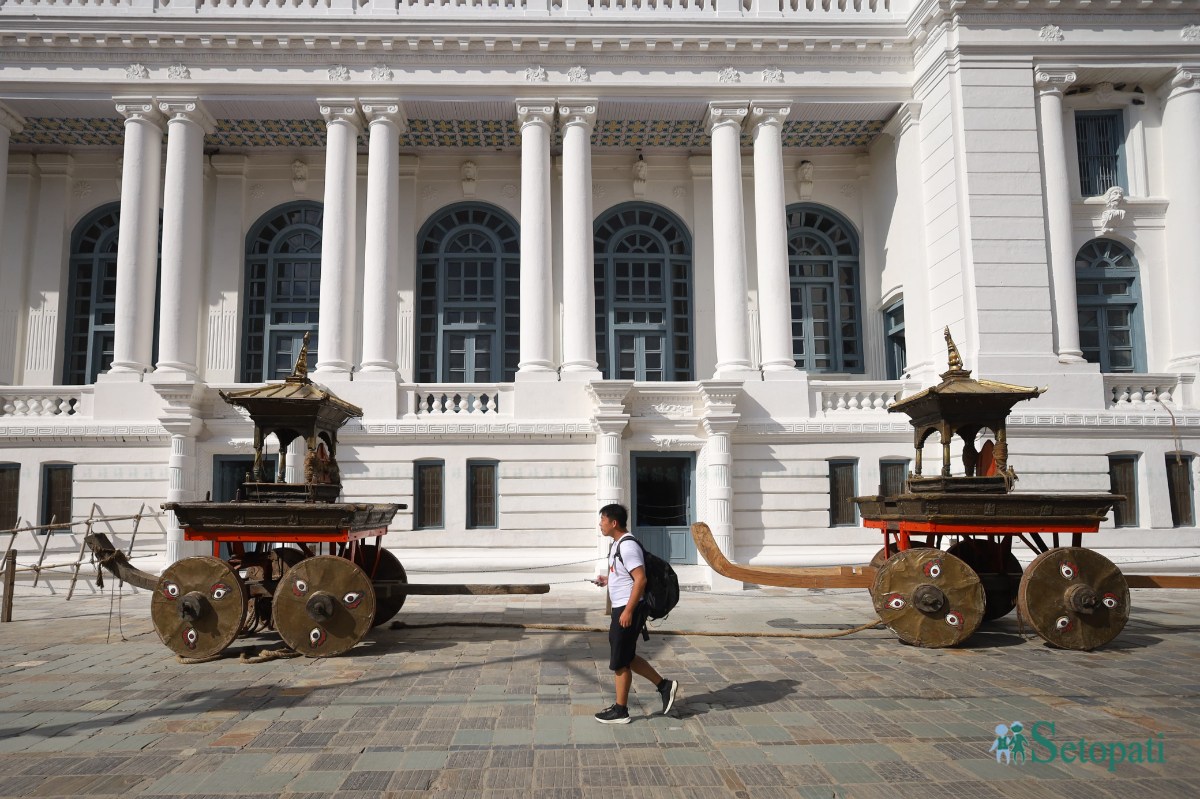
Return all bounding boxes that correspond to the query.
[241,202,323,382]
[1108,454,1138,528]
[1075,110,1127,197]
[417,203,520,383]
[40,463,73,528]
[64,204,160,384]
[594,203,693,381]
[883,299,906,380]
[829,459,858,526]
[786,204,863,373]
[1075,238,1145,373]
[467,460,498,529]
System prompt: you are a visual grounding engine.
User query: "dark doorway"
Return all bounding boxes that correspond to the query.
[212,455,277,560]
[631,453,696,564]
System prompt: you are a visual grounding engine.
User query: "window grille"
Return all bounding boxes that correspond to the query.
[829,460,858,527]
[1108,455,1137,528]
[1075,110,1127,197]
[415,461,444,530]
[467,461,498,529]
[879,460,909,498]
[0,464,19,530]
[787,205,863,373]
[1075,238,1145,373]
[1167,455,1195,528]
[40,464,73,528]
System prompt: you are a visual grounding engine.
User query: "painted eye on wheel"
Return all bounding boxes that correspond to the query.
[945,611,963,628]
[885,593,907,610]
[161,581,180,599]
[1059,561,1077,580]
[292,579,308,597]
[342,592,363,609]
[1102,592,1119,609]
[210,583,231,601]
[182,628,198,650]
[1055,616,1074,632]
[923,559,943,579]
[309,628,326,647]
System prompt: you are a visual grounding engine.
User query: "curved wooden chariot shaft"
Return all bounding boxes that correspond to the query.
[690,523,875,589]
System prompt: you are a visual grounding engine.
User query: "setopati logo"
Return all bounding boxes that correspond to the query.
[989,721,1165,772]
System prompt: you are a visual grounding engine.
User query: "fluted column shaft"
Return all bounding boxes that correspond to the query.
[316,100,363,374]
[0,106,23,285]
[156,99,214,377]
[517,100,556,375]
[560,99,600,376]
[1036,71,1084,363]
[708,102,754,376]
[360,100,406,373]
[1163,67,1200,371]
[110,98,164,374]
[749,103,795,372]
[165,433,194,563]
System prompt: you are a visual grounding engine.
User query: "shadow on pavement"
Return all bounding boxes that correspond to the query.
[674,678,800,718]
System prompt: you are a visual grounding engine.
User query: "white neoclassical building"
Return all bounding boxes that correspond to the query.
[1,0,1199,589]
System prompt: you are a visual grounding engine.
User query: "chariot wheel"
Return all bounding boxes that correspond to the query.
[868,541,932,568]
[1016,547,1129,651]
[870,547,985,647]
[946,538,1023,622]
[353,545,408,627]
[151,556,247,659]
[272,555,376,657]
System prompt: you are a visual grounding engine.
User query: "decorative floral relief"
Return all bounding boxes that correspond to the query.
[327,64,351,82]
[592,183,607,199]
[525,65,548,83]
[1183,25,1200,41]
[567,66,590,83]
[762,67,784,84]
[672,186,687,199]
[652,403,693,416]
[249,184,265,200]
[421,185,439,200]
[73,181,92,199]
[501,183,517,198]
[125,63,149,80]
[371,64,394,82]
[840,183,856,197]
[167,63,190,80]
[1039,25,1064,42]
[717,67,740,84]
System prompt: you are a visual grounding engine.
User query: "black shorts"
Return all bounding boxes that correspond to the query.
[608,603,648,671]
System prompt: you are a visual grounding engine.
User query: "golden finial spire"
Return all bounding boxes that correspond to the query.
[288,332,311,382]
[941,326,971,379]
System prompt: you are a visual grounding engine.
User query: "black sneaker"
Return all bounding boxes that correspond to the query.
[658,679,679,715]
[594,704,631,724]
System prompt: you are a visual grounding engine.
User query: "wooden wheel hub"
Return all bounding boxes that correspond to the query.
[1017,547,1129,650]
[871,548,984,647]
[151,556,247,659]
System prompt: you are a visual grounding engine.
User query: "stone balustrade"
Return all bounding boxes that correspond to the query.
[1104,373,1196,410]
[0,389,86,418]
[813,379,919,413]
[410,385,507,416]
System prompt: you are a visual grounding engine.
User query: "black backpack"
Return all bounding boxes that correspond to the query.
[613,536,680,621]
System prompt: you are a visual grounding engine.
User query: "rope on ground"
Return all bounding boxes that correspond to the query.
[175,645,301,665]
[388,618,884,639]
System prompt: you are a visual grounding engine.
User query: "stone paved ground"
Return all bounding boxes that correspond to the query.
[0,579,1198,798]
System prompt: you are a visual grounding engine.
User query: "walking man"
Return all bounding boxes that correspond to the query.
[592,503,679,724]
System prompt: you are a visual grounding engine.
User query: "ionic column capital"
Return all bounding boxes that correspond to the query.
[1034,70,1078,96]
[360,99,408,131]
[156,97,216,134]
[0,101,25,136]
[707,101,749,132]
[1166,66,1200,99]
[881,101,922,139]
[558,98,598,129]
[746,102,792,130]
[317,98,364,131]
[516,98,556,129]
[114,96,164,127]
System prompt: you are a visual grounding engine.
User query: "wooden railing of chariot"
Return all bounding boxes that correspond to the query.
[692,329,1200,652]
[87,335,547,660]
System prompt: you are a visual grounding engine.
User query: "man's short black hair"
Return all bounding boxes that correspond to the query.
[599,503,628,529]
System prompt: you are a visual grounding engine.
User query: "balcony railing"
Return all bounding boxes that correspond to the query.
[813,379,920,413]
[408,384,510,417]
[1104,373,1196,410]
[0,387,89,418]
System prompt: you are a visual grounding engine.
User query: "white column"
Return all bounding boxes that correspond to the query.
[156,99,215,378]
[587,381,633,575]
[165,433,194,562]
[315,99,363,376]
[360,100,407,374]
[110,98,164,375]
[0,104,28,385]
[1035,70,1085,363]
[748,102,795,373]
[559,99,600,378]
[516,100,556,376]
[0,105,23,286]
[1162,67,1200,372]
[700,381,743,589]
[707,102,755,377]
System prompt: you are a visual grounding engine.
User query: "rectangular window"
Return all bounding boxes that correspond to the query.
[1075,110,1127,197]
[829,460,858,527]
[879,460,909,498]
[883,301,906,381]
[1167,455,1195,528]
[467,461,498,529]
[41,464,73,529]
[0,465,19,530]
[414,461,444,529]
[1108,455,1137,528]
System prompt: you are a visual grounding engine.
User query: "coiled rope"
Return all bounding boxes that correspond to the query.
[388,618,884,639]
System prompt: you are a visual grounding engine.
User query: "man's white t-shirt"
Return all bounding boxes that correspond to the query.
[607,533,646,608]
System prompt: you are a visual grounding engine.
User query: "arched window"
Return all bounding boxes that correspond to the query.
[241,202,323,382]
[416,203,520,383]
[786,204,863,373]
[593,203,693,381]
[1076,238,1145,373]
[64,204,161,384]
